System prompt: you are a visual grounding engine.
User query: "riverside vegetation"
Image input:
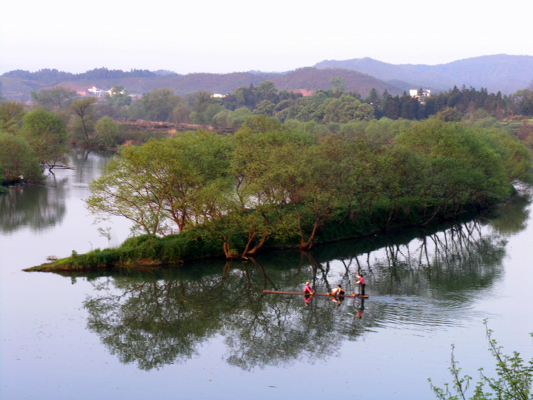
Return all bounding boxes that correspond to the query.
[429,321,533,400]
[26,114,532,271]
[3,78,533,192]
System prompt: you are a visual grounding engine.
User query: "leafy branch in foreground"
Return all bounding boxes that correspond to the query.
[429,320,533,399]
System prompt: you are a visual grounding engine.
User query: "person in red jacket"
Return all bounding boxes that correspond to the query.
[355,273,365,296]
[303,282,314,294]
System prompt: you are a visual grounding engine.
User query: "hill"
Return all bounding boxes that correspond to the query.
[314,54,533,94]
[2,54,530,101]
[269,67,400,94]
[0,67,402,101]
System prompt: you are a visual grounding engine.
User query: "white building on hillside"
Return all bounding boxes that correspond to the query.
[410,89,431,102]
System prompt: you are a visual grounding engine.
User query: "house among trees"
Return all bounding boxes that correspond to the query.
[409,89,431,103]
[88,87,107,97]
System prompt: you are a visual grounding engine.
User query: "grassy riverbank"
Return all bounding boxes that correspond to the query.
[25,198,496,272]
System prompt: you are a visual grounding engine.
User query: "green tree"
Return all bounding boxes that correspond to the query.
[189,91,216,124]
[94,116,120,148]
[511,86,533,116]
[203,103,225,125]
[256,81,279,103]
[231,117,346,251]
[70,97,97,144]
[211,109,232,128]
[31,86,77,111]
[323,95,375,123]
[329,76,346,93]
[223,85,258,110]
[0,101,26,134]
[230,117,303,256]
[474,128,533,184]
[253,100,276,116]
[142,88,181,121]
[382,94,401,119]
[396,119,512,218]
[87,140,175,235]
[87,131,234,236]
[21,109,69,169]
[229,107,253,128]
[400,92,419,119]
[436,107,463,122]
[364,118,412,142]
[364,88,382,118]
[0,132,42,182]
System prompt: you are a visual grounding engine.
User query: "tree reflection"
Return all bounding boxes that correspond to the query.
[356,220,507,297]
[81,191,529,370]
[85,265,235,370]
[485,191,531,237]
[82,197,530,371]
[0,173,68,233]
[0,150,115,233]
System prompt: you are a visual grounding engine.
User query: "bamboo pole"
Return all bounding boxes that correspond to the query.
[262,290,368,299]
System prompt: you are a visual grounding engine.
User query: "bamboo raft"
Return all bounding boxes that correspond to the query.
[262,290,369,299]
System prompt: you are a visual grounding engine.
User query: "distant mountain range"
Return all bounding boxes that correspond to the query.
[314,54,533,94]
[1,54,531,101]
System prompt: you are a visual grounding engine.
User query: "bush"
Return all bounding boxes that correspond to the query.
[429,321,533,400]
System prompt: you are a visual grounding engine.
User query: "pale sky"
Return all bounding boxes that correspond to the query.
[1,0,532,75]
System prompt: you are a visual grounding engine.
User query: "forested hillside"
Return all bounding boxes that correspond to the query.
[0,67,404,101]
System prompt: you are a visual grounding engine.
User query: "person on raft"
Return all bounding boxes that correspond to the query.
[355,273,365,295]
[330,285,345,297]
[303,282,314,294]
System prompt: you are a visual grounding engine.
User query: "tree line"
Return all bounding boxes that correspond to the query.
[2,78,533,191]
[0,85,169,186]
[118,80,533,124]
[2,68,156,85]
[77,79,533,144]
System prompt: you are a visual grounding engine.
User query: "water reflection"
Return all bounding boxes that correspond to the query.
[81,213,518,371]
[0,150,114,233]
[0,174,68,233]
[485,191,531,237]
[68,149,114,186]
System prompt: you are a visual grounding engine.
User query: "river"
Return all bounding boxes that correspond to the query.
[1,150,532,399]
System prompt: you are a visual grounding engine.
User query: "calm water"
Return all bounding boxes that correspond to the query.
[1,151,532,400]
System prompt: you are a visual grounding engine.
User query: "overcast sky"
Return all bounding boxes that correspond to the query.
[1,0,532,75]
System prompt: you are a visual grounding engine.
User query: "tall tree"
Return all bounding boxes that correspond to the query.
[382,94,400,119]
[329,76,346,93]
[70,97,97,144]
[364,88,382,118]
